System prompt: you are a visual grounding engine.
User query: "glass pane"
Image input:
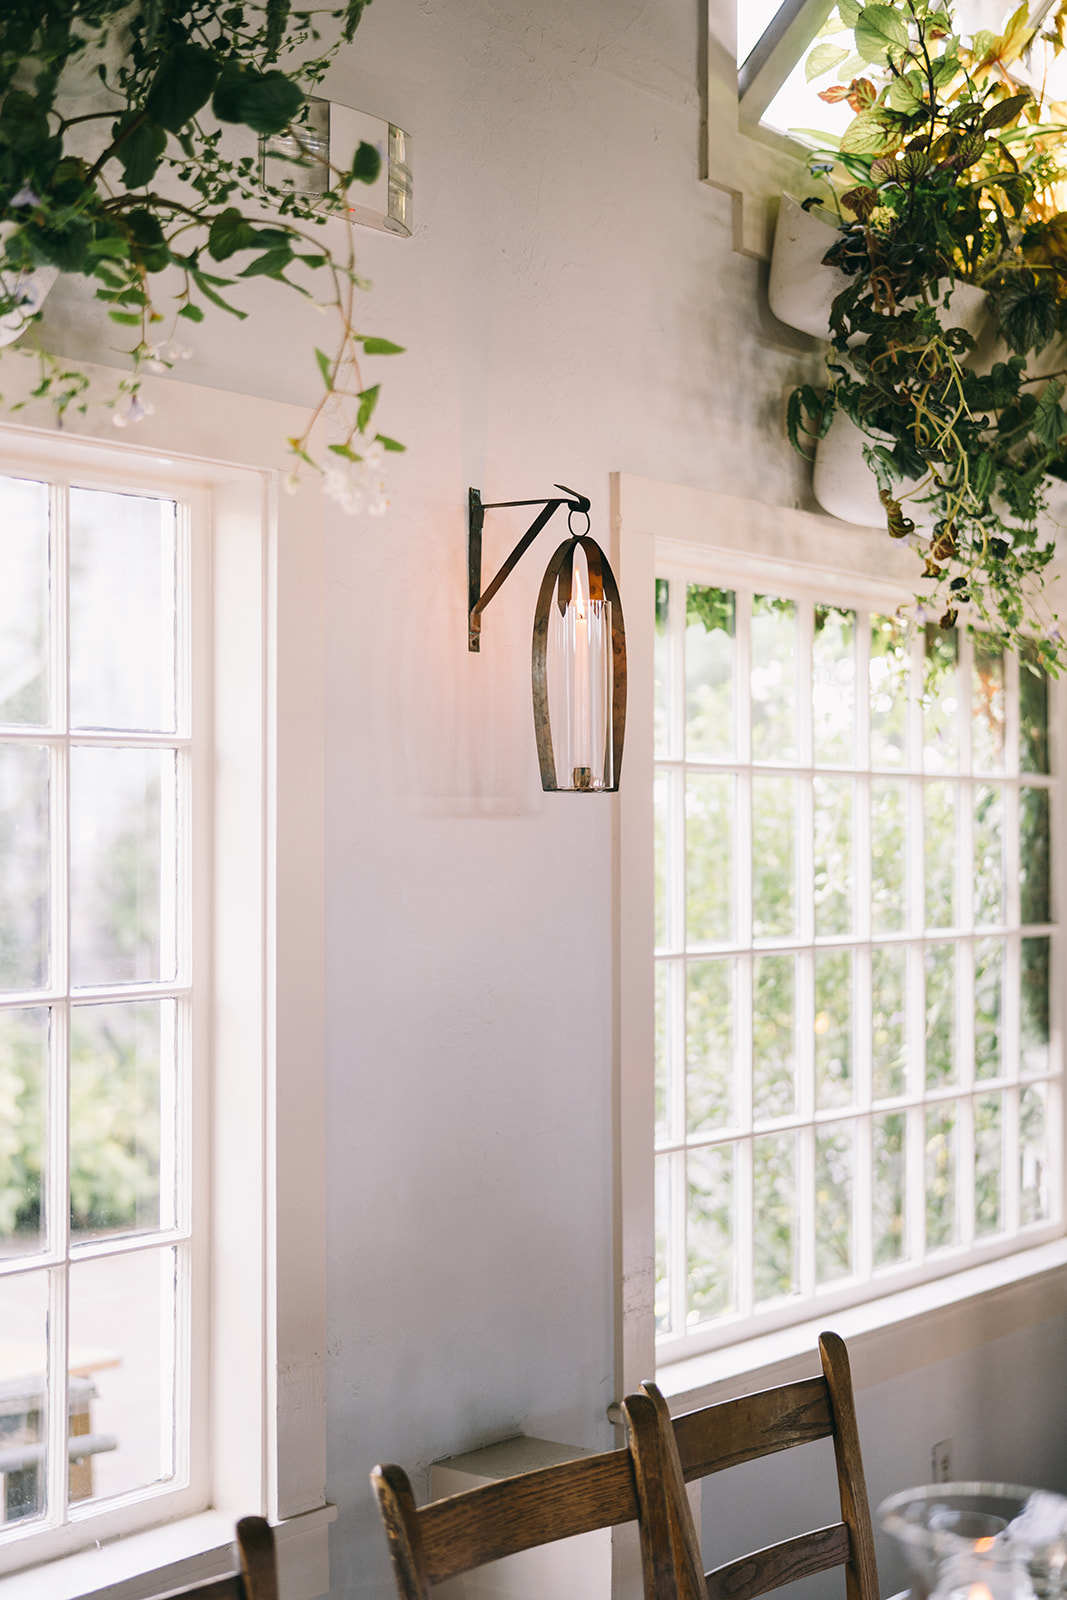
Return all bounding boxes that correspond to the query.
[753,955,795,1120]
[0,1007,48,1256]
[69,490,177,733]
[654,773,669,949]
[687,1145,734,1323]
[71,747,177,987]
[1021,937,1050,1076]
[751,595,796,763]
[1020,1083,1050,1224]
[974,784,1005,926]
[816,1123,854,1284]
[654,579,670,759]
[69,1000,175,1241]
[872,945,907,1099]
[925,943,957,1088]
[975,1092,1004,1238]
[1019,787,1051,926]
[974,938,1004,1081]
[685,586,734,760]
[738,0,788,67]
[1019,640,1050,776]
[754,1132,797,1302]
[0,476,49,727]
[68,1246,177,1502]
[925,1101,958,1251]
[0,743,49,992]
[654,1154,671,1334]
[752,776,795,938]
[871,778,907,934]
[924,782,957,929]
[874,1112,907,1266]
[687,960,734,1133]
[814,777,853,936]
[812,606,855,766]
[0,1268,48,1525]
[923,626,959,773]
[654,962,670,1144]
[971,636,1005,773]
[686,775,734,944]
[815,949,852,1109]
[870,614,908,768]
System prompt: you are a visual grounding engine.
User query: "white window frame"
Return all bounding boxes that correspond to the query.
[0,367,330,1600]
[613,470,1067,1405]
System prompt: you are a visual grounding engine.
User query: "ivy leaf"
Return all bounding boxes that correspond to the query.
[806,40,850,80]
[145,44,219,134]
[350,140,382,184]
[854,4,910,60]
[213,61,305,135]
[356,384,380,430]
[208,207,259,261]
[361,337,405,355]
[112,116,168,188]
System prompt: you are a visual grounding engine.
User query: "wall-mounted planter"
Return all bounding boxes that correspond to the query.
[0,262,58,348]
[768,194,851,340]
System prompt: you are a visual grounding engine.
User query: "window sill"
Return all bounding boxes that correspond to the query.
[0,1505,337,1600]
[651,1237,1067,1412]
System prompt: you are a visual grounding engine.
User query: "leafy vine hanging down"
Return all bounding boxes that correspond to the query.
[0,0,403,513]
[786,0,1067,670]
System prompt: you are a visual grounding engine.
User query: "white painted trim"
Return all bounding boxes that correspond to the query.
[0,366,328,1589]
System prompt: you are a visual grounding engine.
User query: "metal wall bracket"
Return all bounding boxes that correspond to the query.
[467,485,590,652]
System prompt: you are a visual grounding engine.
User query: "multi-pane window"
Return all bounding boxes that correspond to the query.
[654,573,1060,1355]
[0,472,195,1543]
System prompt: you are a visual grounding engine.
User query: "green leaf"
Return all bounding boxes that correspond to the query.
[838,0,862,23]
[361,337,405,355]
[178,303,205,322]
[86,236,130,258]
[238,247,294,278]
[111,114,168,188]
[315,347,334,387]
[839,108,896,155]
[350,140,382,184]
[190,267,248,318]
[806,40,850,80]
[327,442,362,460]
[208,207,259,261]
[854,4,909,59]
[265,0,291,57]
[981,92,1031,130]
[108,310,143,325]
[356,383,380,431]
[213,62,305,135]
[376,434,406,451]
[885,72,925,113]
[145,45,219,134]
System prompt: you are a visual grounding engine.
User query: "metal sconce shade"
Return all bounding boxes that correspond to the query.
[533,536,626,792]
[467,486,627,793]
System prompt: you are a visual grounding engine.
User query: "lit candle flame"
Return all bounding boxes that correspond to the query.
[974,1541,996,1555]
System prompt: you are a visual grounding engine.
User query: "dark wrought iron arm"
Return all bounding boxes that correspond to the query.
[468,485,590,651]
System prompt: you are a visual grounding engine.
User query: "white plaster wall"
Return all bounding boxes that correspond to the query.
[25,0,1067,1596]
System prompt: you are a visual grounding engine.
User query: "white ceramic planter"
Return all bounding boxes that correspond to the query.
[813,409,938,532]
[768,194,852,339]
[0,224,58,348]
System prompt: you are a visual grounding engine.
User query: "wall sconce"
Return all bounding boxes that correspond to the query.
[468,485,627,793]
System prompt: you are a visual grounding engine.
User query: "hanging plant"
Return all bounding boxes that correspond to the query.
[0,0,404,513]
[785,0,1067,670]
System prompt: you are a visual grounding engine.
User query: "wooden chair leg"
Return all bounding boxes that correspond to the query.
[625,1387,705,1600]
[237,1516,279,1600]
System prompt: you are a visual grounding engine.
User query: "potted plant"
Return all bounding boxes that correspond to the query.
[782,0,1067,668]
[0,0,404,512]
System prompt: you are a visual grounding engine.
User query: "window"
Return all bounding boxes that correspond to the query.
[651,563,1060,1361]
[0,467,209,1556]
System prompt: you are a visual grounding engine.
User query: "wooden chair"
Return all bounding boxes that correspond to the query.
[372,1396,681,1600]
[623,1330,879,1600]
[162,1517,279,1600]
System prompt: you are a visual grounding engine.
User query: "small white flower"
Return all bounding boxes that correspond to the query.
[112,391,155,428]
[1045,622,1062,644]
[284,472,301,495]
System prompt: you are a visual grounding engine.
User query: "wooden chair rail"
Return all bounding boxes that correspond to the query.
[419,1447,639,1583]
[672,1377,835,1482]
[704,1523,851,1600]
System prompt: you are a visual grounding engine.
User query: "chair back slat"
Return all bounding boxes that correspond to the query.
[705,1523,852,1600]
[418,1448,639,1582]
[672,1376,834,1481]
[155,1519,276,1600]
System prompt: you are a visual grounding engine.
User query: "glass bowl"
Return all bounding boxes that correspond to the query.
[878,1484,1067,1600]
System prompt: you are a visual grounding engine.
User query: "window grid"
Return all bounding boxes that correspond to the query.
[0,473,193,1545]
[654,572,1060,1357]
